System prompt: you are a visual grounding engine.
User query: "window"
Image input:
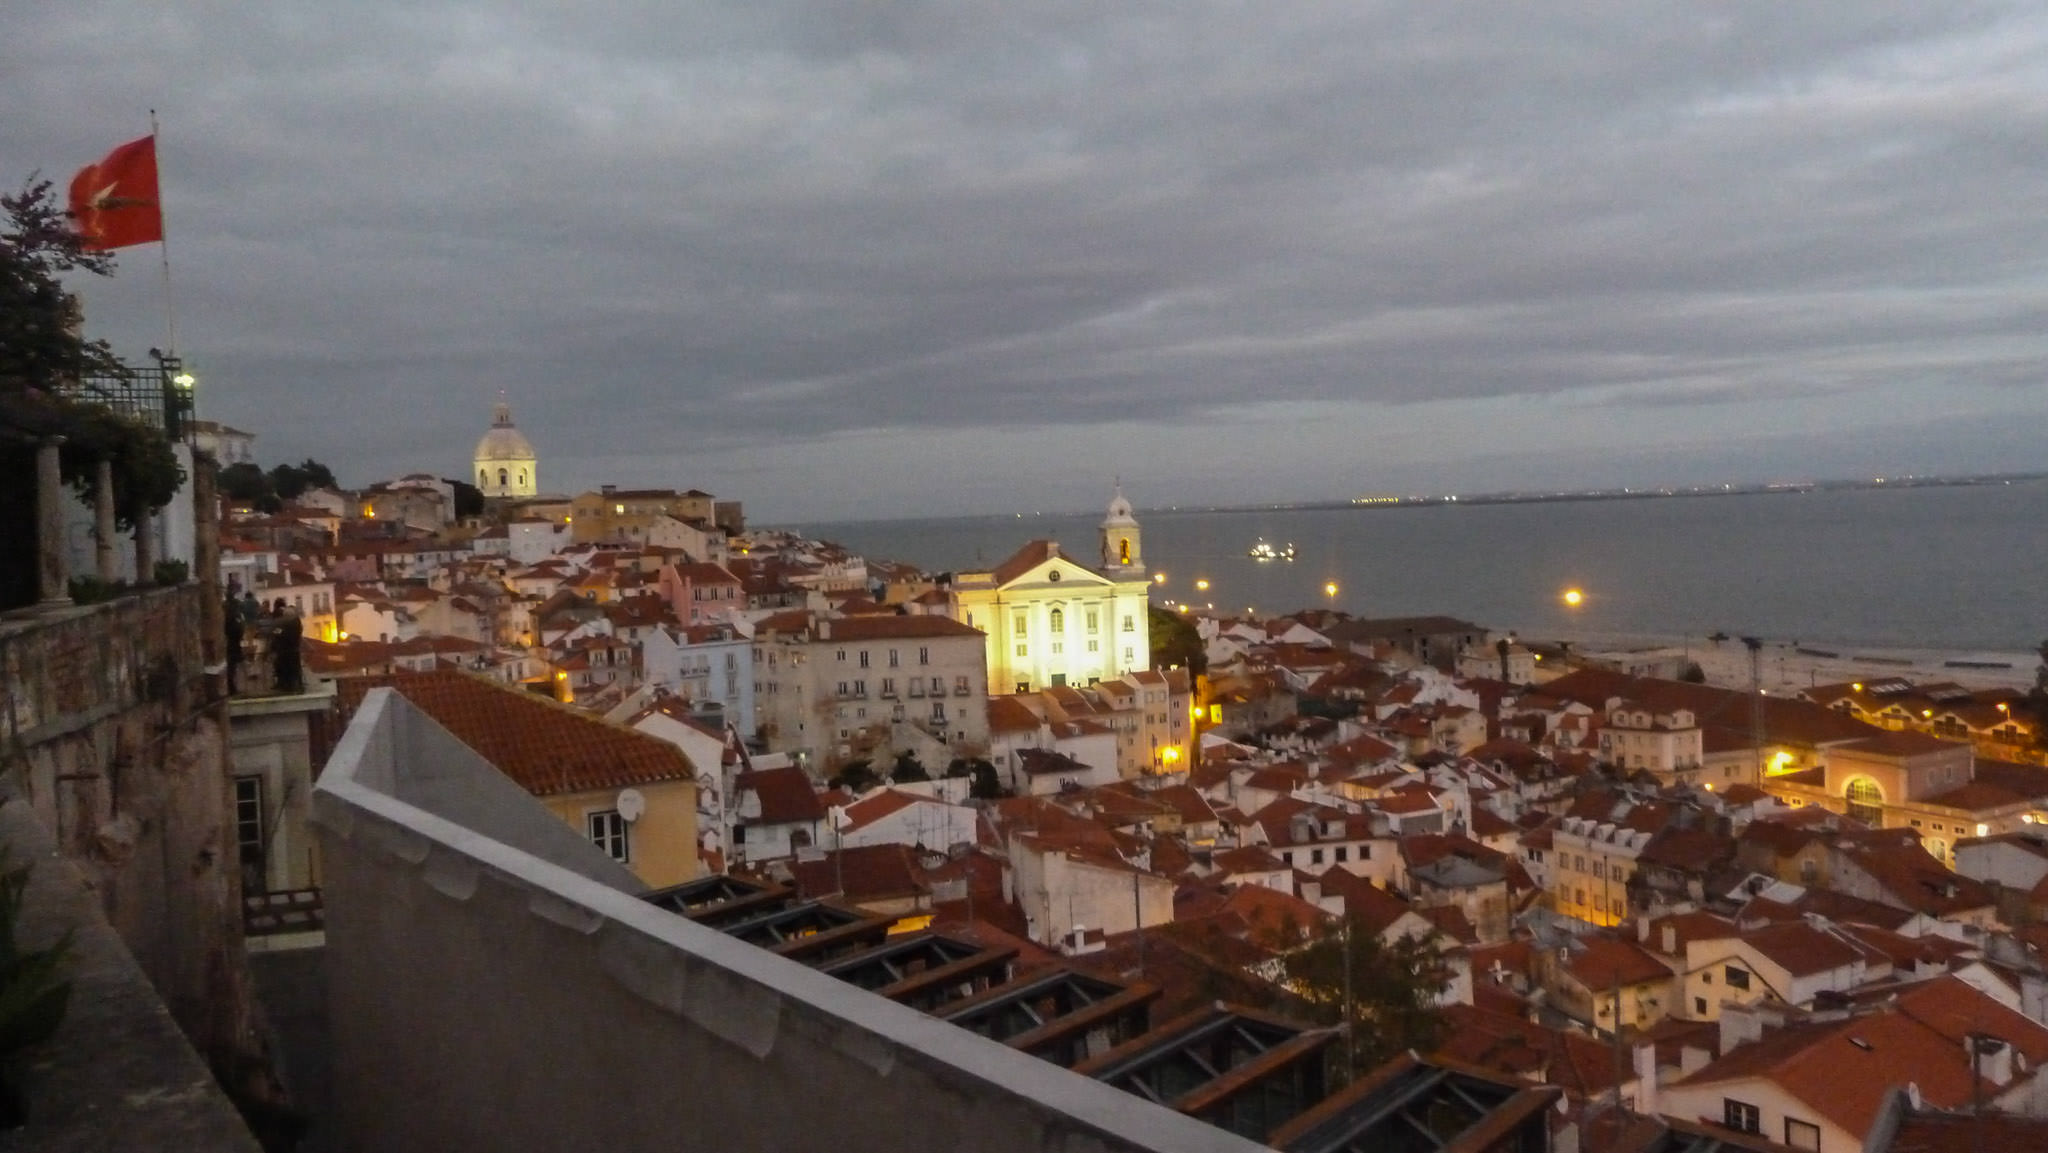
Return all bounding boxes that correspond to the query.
[1723,966,1751,991]
[881,678,896,696]
[932,702,946,722]
[1049,608,1064,632]
[956,676,970,693]
[1051,641,1063,655]
[1311,848,1324,865]
[1593,862,1605,880]
[1336,847,1348,862]
[836,649,846,662]
[837,681,849,697]
[853,681,866,696]
[1845,776,1883,826]
[859,650,870,668]
[1013,613,1027,634]
[1694,997,1707,1015]
[1086,610,1099,633]
[587,810,630,862]
[1088,640,1099,653]
[1784,1119,1820,1151]
[1122,615,1134,632]
[233,776,265,886]
[930,677,944,694]
[1723,1100,1760,1135]
[1016,643,1028,657]
[919,647,930,665]
[888,649,899,667]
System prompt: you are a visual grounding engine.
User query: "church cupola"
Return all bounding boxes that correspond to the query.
[473,399,539,499]
[1100,482,1142,572]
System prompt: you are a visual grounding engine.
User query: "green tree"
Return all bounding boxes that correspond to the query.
[890,751,929,783]
[1148,605,1207,674]
[267,458,336,502]
[448,477,485,519]
[1,179,122,394]
[949,757,1005,799]
[1280,918,1447,1081]
[828,759,878,793]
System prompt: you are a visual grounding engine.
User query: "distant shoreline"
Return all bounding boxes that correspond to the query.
[1524,629,2040,693]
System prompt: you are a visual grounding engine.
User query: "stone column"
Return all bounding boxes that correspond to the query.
[133,509,155,586]
[36,437,70,607]
[94,457,119,582]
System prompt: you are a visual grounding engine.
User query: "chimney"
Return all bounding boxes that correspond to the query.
[1719,1004,1765,1054]
[1662,924,1677,954]
[1975,1036,2014,1087]
[1632,1042,1659,1116]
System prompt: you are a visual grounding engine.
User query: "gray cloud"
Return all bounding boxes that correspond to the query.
[7,2,2048,519]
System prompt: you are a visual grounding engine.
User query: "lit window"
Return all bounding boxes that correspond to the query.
[1086,610,1099,633]
[1050,608,1064,632]
[234,776,265,881]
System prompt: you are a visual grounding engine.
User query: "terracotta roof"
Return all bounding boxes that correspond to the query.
[1563,937,1672,989]
[1833,729,1971,758]
[990,540,1059,585]
[986,696,1043,734]
[820,615,983,641]
[736,765,827,824]
[336,670,695,796]
[1434,1003,1626,1100]
[789,844,930,905]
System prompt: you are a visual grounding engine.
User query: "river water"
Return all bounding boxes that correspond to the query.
[797,480,2048,654]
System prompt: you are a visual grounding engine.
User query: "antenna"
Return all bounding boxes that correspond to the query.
[616,788,646,823]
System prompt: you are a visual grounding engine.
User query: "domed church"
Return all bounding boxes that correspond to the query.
[474,400,538,499]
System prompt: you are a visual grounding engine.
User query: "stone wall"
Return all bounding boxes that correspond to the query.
[0,585,254,1074]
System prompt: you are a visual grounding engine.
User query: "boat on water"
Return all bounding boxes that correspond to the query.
[1248,539,1297,561]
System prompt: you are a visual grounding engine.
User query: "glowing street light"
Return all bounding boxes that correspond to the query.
[1324,581,1339,597]
[1195,578,1210,591]
[1562,588,1584,607]
[1153,572,1166,585]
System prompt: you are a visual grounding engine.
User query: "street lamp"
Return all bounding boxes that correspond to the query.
[1562,588,1584,607]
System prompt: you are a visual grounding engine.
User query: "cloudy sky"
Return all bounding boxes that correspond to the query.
[9,3,2048,521]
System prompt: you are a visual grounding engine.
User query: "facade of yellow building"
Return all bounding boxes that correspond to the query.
[950,487,1153,696]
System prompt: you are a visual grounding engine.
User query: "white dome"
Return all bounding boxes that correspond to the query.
[475,402,536,463]
[1101,483,1136,526]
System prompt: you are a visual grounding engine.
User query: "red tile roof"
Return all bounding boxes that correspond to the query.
[336,670,695,796]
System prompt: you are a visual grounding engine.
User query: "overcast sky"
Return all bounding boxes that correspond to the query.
[10,3,2048,522]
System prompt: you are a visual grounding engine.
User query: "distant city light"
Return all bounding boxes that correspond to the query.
[1562,588,1584,607]
[1324,582,1338,597]
[1153,572,1166,584]
[1195,579,1209,591]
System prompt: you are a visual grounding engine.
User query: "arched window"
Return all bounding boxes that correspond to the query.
[1119,538,1131,564]
[498,468,509,487]
[1845,777,1883,826]
[518,470,527,486]
[478,468,487,485]
[1049,608,1064,632]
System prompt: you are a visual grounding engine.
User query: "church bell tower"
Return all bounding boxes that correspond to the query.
[1100,482,1143,574]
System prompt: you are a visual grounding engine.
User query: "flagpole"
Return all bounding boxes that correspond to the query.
[149,108,177,355]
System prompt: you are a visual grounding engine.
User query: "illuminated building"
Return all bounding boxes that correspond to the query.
[473,399,539,499]
[949,485,1154,696]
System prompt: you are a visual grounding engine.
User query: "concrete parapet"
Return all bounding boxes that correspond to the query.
[315,688,1263,1153]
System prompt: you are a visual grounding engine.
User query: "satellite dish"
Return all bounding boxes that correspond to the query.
[616,788,646,823]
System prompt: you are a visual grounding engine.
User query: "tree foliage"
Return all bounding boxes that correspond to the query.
[3,180,182,529]
[1,179,121,396]
[828,759,878,793]
[267,459,335,501]
[56,401,186,528]
[890,751,929,782]
[449,477,485,519]
[948,757,1005,799]
[216,457,339,514]
[1148,605,1207,675]
[1279,918,1447,1080]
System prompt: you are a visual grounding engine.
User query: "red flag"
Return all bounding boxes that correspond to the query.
[68,135,163,251]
